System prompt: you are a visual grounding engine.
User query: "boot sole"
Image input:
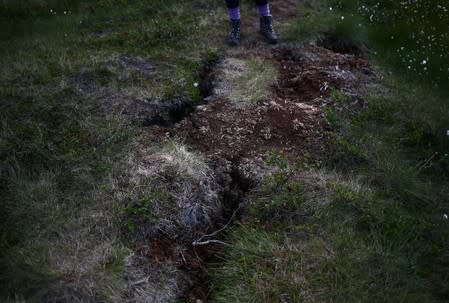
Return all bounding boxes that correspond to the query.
[226,40,240,46]
[260,32,278,44]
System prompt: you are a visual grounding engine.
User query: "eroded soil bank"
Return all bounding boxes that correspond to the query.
[107,0,383,300]
[123,40,379,301]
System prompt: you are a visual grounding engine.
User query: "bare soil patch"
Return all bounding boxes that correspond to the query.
[173,46,375,162]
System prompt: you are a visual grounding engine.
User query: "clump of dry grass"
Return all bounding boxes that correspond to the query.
[122,252,184,303]
[213,57,278,103]
[126,139,223,239]
[34,138,220,303]
[104,139,226,302]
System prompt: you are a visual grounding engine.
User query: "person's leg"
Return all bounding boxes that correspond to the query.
[226,0,240,9]
[226,0,240,19]
[255,0,278,44]
[255,0,270,17]
[225,0,241,46]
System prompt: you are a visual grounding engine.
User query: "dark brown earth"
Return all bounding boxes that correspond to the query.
[136,239,217,271]
[171,46,375,163]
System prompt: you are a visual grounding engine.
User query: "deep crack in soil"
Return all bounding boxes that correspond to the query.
[128,1,379,301]
[123,56,220,128]
[137,44,378,302]
[129,158,252,302]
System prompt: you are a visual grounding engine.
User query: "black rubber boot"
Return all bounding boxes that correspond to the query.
[226,19,241,46]
[259,15,278,44]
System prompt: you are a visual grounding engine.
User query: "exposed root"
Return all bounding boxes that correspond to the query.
[192,204,242,246]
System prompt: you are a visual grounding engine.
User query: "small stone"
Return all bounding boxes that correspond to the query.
[292,119,305,130]
[260,127,272,140]
[199,126,209,134]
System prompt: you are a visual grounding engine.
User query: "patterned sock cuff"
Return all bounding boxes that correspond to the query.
[228,7,241,20]
[257,4,271,16]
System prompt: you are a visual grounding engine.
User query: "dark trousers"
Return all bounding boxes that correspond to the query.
[225,0,269,8]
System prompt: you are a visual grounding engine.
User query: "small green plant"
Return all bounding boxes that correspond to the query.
[266,148,289,169]
[123,190,170,224]
[330,88,353,105]
[248,171,306,227]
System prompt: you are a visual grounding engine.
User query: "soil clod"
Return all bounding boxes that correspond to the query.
[317,35,363,55]
[123,97,194,127]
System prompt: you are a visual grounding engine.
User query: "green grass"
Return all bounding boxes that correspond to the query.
[209,1,449,302]
[286,0,341,42]
[211,163,446,302]
[2,0,449,302]
[212,224,435,302]
[0,0,227,300]
[325,78,449,299]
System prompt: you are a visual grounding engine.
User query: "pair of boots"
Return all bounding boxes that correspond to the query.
[227,16,278,46]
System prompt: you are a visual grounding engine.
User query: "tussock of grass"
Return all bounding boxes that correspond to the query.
[158,140,213,181]
[122,253,184,303]
[123,139,221,240]
[214,57,278,103]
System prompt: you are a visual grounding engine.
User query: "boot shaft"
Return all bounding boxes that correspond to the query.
[227,18,241,46]
[259,15,278,44]
[259,15,273,32]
